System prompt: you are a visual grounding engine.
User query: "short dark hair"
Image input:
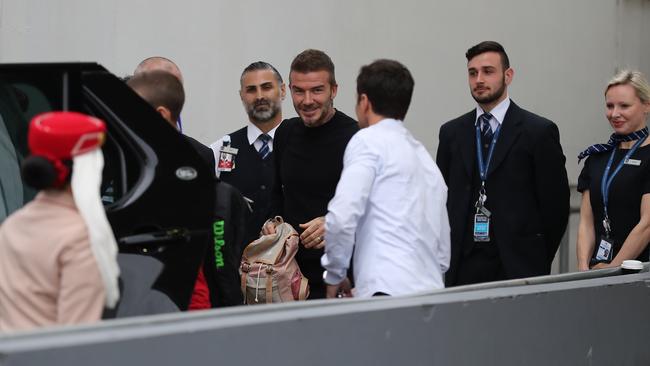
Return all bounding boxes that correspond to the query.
[465,41,510,70]
[356,59,414,121]
[127,70,185,122]
[241,61,283,85]
[290,49,336,85]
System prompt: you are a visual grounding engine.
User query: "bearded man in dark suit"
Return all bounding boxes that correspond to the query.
[436,41,569,286]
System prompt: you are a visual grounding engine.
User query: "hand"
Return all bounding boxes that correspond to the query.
[326,277,353,299]
[261,219,277,235]
[591,262,613,270]
[299,216,326,249]
[578,262,591,271]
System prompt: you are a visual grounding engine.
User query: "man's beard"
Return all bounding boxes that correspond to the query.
[298,97,334,127]
[248,99,281,123]
[472,76,506,105]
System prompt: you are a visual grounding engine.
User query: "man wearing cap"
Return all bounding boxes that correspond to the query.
[210,61,286,246]
[0,111,119,332]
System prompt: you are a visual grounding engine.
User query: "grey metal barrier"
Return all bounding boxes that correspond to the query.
[1,264,648,366]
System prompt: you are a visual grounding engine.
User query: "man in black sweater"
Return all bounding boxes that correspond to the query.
[265,49,359,299]
[210,62,286,246]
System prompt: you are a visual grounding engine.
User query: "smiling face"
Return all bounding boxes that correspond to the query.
[289,70,338,127]
[605,84,650,135]
[240,69,285,124]
[467,51,513,111]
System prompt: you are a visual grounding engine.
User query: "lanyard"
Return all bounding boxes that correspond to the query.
[600,136,646,234]
[475,123,502,182]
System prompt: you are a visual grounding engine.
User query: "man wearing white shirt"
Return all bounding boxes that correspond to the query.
[322,59,451,298]
[210,61,286,245]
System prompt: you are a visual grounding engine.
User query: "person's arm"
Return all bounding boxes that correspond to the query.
[58,230,106,325]
[594,193,650,268]
[533,122,570,263]
[321,136,377,292]
[435,126,452,274]
[437,187,452,274]
[435,124,451,184]
[576,191,596,271]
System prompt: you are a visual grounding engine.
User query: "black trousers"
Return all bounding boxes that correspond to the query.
[455,241,506,286]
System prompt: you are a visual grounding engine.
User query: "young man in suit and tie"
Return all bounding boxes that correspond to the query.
[436,41,570,286]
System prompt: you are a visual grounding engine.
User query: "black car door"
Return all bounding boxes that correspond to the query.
[0,63,214,313]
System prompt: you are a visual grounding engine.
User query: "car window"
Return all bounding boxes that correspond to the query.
[0,78,46,222]
[0,69,144,219]
[83,87,147,208]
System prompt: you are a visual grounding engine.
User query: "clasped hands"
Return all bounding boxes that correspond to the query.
[262,216,326,249]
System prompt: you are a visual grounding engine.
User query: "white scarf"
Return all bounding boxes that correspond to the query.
[71,149,120,308]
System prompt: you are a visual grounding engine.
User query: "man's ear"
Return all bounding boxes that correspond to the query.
[281,83,286,100]
[504,67,514,86]
[330,83,338,100]
[155,106,177,130]
[357,93,371,117]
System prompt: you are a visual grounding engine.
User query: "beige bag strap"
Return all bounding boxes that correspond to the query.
[240,269,248,304]
[299,277,309,300]
[265,266,273,304]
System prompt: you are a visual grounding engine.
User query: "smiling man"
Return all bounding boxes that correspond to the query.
[436,41,570,286]
[266,49,358,299]
[211,61,286,245]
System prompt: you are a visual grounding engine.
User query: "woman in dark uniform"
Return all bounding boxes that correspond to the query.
[577,70,650,270]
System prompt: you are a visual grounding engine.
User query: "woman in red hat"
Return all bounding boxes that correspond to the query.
[0,111,119,333]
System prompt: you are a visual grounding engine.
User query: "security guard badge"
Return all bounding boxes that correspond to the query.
[217,136,238,172]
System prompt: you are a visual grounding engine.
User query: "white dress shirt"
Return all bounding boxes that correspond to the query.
[209,122,281,178]
[321,118,451,297]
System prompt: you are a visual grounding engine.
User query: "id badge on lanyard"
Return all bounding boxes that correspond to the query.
[473,192,491,242]
[217,136,238,172]
[473,122,500,242]
[594,136,646,263]
[594,236,614,262]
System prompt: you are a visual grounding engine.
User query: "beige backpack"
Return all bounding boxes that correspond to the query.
[239,216,309,304]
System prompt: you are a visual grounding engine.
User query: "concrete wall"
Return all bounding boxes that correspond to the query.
[1,0,648,185]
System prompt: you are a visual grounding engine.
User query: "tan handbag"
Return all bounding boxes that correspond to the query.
[239,216,309,304]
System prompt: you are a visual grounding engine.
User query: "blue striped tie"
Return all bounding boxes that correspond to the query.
[478,112,493,147]
[258,134,271,160]
[577,127,649,162]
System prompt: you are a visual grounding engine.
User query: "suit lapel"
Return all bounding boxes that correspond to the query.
[458,112,477,179]
[487,101,522,176]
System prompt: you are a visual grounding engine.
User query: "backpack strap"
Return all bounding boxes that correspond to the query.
[265,265,273,304]
[240,263,249,304]
[299,277,309,300]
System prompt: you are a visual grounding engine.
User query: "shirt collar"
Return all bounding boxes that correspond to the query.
[475,96,510,126]
[246,121,282,145]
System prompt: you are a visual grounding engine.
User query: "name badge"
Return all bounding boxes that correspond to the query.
[473,213,490,242]
[217,146,238,172]
[595,236,613,261]
[624,158,641,166]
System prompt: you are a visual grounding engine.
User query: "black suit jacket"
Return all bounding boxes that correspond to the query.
[436,101,569,285]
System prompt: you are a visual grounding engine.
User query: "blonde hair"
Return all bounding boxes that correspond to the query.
[605,69,650,103]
